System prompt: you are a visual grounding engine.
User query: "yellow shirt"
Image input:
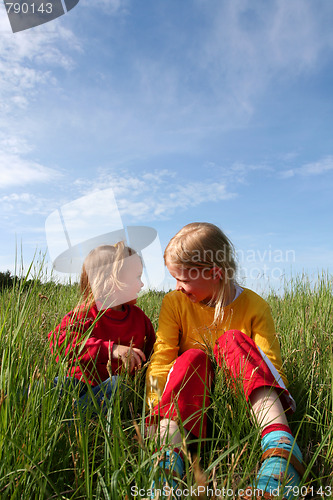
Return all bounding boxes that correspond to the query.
[146,288,287,408]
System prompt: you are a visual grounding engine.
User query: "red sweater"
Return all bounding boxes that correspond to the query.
[49,304,155,386]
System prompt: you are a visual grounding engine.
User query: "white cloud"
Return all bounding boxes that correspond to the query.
[0,14,80,62]
[2,0,329,169]
[195,0,333,108]
[299,157,333,176]
[0,151,62,189]
[116,181,233,220]
[0,12,80,118]
[62,0,333,158]
[73,169,236,222]
[0,16,79,196]
[0,135,62,195]
[268,1,333,71]
[0,192,42,214]
[1,193,34,203]
[0,135,33,155]
[205,161,272,185]
[280,156,333,179]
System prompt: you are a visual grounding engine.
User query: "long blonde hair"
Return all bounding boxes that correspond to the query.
[78,242,137,313]
[164,222,237,324]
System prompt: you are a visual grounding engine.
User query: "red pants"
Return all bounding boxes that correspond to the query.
[148,330,293,438]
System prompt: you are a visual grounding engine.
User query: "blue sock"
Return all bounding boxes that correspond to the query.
[254,431,303,499]
[151,450,184,499]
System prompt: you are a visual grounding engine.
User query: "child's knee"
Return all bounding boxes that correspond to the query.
[214,329,253,358]
[178,348,209,366]
[172,349,213,385]
[219,329,245,344]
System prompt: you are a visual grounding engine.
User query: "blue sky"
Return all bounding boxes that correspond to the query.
[1,0,333,294]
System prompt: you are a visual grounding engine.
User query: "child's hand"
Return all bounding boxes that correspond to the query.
[112,344,146,373]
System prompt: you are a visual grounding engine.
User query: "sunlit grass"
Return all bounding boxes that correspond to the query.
[0,267,332,498]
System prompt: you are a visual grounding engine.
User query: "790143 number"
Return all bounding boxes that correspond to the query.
[5,3,53,14]
[285,485,332,497]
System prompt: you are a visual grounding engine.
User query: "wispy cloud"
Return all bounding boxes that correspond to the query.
[0,13,79,209]
[0,150,62,189]
[0,192,45,214]
[0,19,80,110]
[2,0,330,169]
[279,156,333,179]
[59,0,333,158]
[195,0,333,110]
[73,169,236,221]
[0,133,62,191]
[205,161,272,184]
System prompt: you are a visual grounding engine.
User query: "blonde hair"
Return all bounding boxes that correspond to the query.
[164,222,237,324]
[78,242,137,313]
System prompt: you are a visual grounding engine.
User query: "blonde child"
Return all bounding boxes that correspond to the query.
[49,242,155,411]
[146,223,304,499]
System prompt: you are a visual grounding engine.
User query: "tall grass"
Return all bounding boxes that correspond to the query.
[267,273,333,489]
[0,269,332,499]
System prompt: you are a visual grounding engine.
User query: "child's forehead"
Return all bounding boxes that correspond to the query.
[167,263,191,278]
[121,253,142,272]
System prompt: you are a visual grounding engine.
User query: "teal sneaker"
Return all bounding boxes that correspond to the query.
[150,449,184,499]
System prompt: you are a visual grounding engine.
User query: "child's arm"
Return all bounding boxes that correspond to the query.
[49,312,115,383]
[112,313,156,373]
[48,311,82,357]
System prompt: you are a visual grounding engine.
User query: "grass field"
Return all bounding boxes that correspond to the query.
[0,271,332,499]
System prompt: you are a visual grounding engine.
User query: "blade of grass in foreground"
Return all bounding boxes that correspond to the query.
[0,267,332,496]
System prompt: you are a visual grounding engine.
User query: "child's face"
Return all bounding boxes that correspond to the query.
[167,262,218,304]
[118,254,144,306]
[94,254,144,310]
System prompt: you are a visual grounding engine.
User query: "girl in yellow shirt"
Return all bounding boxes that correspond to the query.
[146,222,304,499]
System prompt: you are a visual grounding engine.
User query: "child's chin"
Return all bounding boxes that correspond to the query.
[186,294,198,303]
[124,298,137,306]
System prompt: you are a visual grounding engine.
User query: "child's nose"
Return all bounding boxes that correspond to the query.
[176,281,183,292]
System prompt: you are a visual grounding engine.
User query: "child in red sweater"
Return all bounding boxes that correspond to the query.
[49,242,155,411]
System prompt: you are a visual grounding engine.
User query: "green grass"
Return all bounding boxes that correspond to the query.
[0,270,332,499]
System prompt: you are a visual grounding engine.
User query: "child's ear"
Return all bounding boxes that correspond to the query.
[211,267,224,280]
